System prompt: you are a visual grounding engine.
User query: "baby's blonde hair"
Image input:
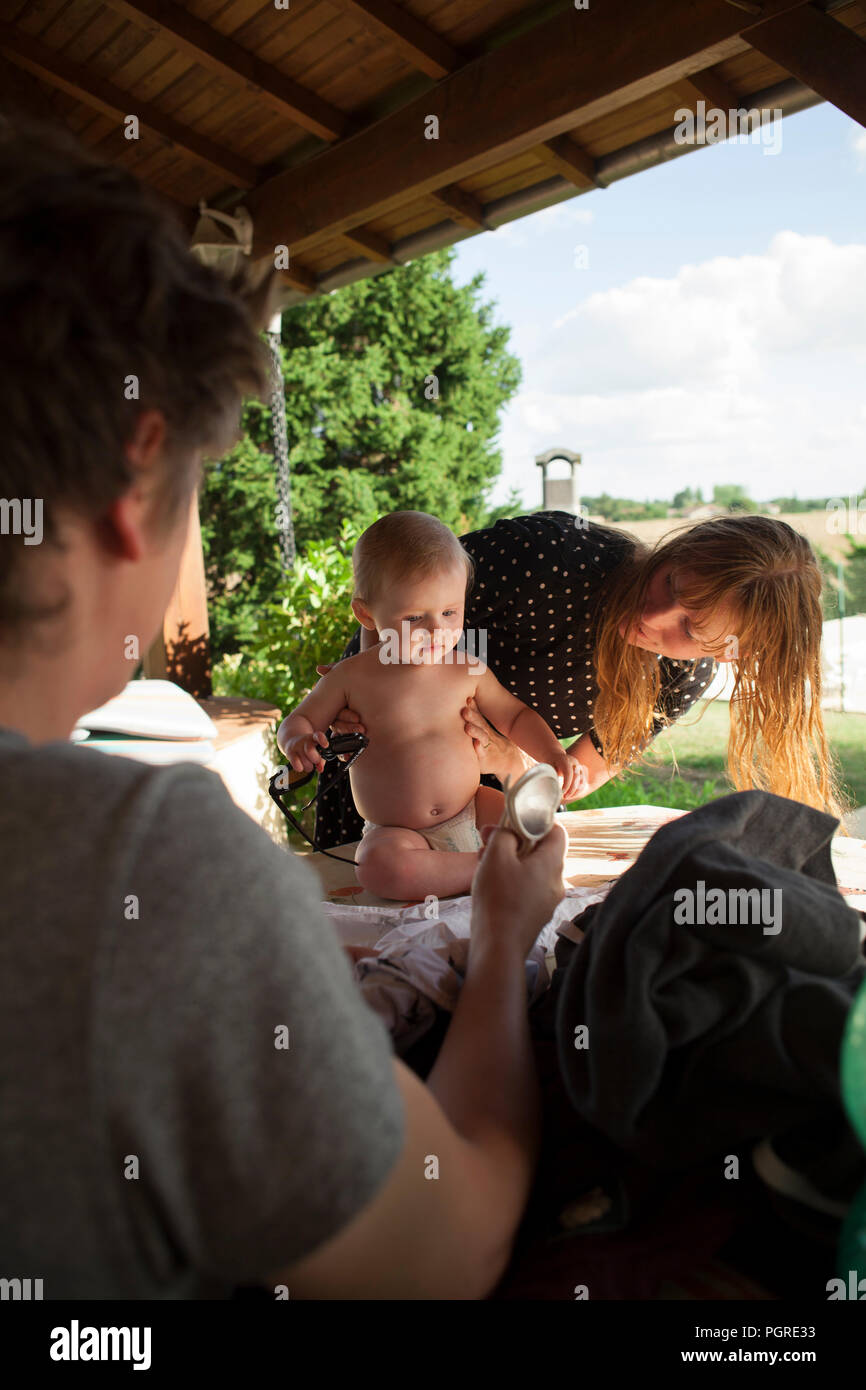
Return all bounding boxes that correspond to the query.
[352,511,473,605]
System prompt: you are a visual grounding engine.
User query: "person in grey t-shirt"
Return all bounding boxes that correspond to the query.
[0,119,567,1299]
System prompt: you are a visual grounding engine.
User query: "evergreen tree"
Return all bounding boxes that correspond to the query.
[201,248,521,657]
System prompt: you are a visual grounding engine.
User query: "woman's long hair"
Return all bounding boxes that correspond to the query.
[593,515,843,818]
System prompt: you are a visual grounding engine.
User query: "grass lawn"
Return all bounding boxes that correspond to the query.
[567,700,866,814]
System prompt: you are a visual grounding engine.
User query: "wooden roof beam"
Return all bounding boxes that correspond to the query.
[428,184,488,231]
[677,64,742,114]
[746,4,866,126]
[279,263,317,295]
[329,0,461,80]
[535,135,599,190]
[341,227,394,263]
[245,0,813,257]
[0,56,197,233]
[0,50,67,122]
[0,22,258,187]
[102,0,352,141]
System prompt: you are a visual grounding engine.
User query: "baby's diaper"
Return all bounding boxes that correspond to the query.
[362,798,482,853]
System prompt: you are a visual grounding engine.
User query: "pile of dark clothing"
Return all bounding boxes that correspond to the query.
[502,792,866,1297]
[549,790,866,1200]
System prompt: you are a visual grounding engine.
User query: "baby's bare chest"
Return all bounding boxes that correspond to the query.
[350,662,479,735]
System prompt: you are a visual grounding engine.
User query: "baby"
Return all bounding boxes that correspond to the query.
[277,511,584,900]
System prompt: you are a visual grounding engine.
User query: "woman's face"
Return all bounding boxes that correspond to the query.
[622,565,736,662]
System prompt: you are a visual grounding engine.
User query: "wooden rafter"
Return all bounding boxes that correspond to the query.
[747,4,866,127]
[677,64,741,115]
[279,263,317,295]
[0,50,67,122]
[341,227,394,263]
[101,0,352,141]
[329,0,461,80]
[428,183,488,230]
[245,0,812,257]
[0,55,197,233]
[535,136,599,190]
[0,21,258,187]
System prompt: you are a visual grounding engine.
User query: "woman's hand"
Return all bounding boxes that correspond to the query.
[315,663,366,747]
[462,696,527,782]
[471,820,568,960]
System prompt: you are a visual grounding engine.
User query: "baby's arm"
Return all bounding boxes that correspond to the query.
[472,667,573,790]
[276,667,352,774]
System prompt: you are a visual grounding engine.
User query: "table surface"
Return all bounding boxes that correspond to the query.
[197,697,281,753]
[302,804,866,915]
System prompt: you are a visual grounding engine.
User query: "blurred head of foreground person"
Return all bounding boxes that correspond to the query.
[0,118,566,1301]
[0,118,273,735]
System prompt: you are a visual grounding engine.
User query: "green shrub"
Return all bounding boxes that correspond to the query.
[212,520,362,714]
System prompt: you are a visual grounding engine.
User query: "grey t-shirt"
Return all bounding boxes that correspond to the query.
[0,727,404,1298]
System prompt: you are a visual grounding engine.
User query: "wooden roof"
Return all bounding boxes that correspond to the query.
[1,0,864,307]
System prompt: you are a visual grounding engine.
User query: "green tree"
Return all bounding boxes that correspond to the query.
[201,248,521,657]
[199,432,283,659]
[277,249,521,545]
[771,494,835,514]
[673,486,703,510]
[712,483,755,513]
[583,494,668,522]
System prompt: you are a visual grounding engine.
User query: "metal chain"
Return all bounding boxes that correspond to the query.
[266,324,296,573]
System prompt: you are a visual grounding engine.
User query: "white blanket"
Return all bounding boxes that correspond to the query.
[324,883,614,1052]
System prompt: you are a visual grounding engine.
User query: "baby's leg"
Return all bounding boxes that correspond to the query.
[355,824,480,901]
[474,784,505,836]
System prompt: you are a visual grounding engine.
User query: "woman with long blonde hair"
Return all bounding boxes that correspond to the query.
[315,509,842,847]
[592,513,840,817]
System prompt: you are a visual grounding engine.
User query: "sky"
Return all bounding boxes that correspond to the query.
[451,102,866,511]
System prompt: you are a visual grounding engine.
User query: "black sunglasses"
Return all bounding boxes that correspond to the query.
[268,732,369,863]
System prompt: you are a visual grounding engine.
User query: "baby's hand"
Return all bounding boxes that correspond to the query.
[285,731,329,775]
[551,749,574,798]
[562,756,589,802]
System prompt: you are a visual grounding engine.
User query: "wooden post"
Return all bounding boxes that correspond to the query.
[143,491,212,697]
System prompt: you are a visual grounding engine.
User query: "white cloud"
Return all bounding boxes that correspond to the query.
[494,232,866,507]
[855,127,866,167]
[492,199,594,248]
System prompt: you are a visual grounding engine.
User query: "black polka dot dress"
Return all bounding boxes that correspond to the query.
[313,512,716,849]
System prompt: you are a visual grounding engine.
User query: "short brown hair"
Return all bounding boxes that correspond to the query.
[353,511,473,605]
[0,116,274,631]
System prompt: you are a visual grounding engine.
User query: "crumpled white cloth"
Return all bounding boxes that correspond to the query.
[324,883,615,1052]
